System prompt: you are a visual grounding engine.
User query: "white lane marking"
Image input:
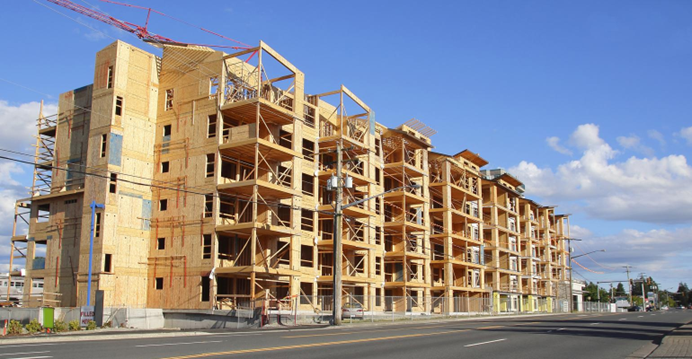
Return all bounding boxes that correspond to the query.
[0,353,50,357]
[0,350,50,357]
[557,328,566,331]
[5,356,52,359]
[464,338,507,347]
[0,345,59,349]
[651,314,656,316]
[638,316,644,318]
[136,340,222,348]
[589,322,601,325]
[577,315,588,317]
[619,318,627,321]
[215,333,263,337]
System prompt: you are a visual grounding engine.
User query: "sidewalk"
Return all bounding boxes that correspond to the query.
[646,322,692,358]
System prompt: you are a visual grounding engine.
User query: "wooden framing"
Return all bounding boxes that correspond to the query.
[13,39,570,314]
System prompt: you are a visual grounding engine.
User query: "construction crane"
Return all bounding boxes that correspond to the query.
[44,0,250,50]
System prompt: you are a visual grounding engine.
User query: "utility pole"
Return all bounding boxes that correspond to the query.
[624,265,632,305]
[332,140,343,325]
[640,275,646,307]
[567,237,573,312]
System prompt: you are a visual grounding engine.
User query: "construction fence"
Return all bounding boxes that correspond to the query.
[582,301,616,313]
[249,295,571,327]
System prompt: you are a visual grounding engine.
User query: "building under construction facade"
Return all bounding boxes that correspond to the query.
[8,40,571,314]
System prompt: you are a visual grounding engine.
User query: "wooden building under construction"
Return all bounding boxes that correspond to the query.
[9,40,571,313]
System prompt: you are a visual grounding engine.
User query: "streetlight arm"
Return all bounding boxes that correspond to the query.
[571,249,606,260]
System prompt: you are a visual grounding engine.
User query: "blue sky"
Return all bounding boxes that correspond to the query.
[1,0,691,291]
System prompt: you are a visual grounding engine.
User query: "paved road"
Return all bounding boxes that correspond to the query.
[2,310,691,359]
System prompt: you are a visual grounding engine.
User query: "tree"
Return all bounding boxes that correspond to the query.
[584,282,610,303]
[675,283,690,307]
[615,283,626,296]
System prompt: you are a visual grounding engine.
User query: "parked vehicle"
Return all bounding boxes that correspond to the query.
[342,302,364,319]
[627,305,641,312]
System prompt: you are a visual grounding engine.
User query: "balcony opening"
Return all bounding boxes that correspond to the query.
[201,276,210,302]
[319,219,334,241]
[221,160,237,181]
[109,173,117,193]
[302,173,314,196]
[159,199,168,211]
[206,153,215,178]
[36,203,50,223]
[104,253,112,273]
[155,277,163,290]
[301,245,313,267]
[107,66,113,89]
[301,209,313,231]
[219,198,235,223]
[94,212,101,237]
[157,237,165,250]
[208,114,217,138]
[100,134,107,158]
[204,194,213,218]
[279,129,292,149]
[202,234,212,259]
[277,205,291,224]
[302,139,314,162]
[115,96,123,116]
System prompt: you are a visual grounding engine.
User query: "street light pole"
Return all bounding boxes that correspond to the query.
[329,139,421,325]
[332,141,344,326]
[569,247,605,312]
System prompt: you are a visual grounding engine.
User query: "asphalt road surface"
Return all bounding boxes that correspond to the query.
[2,310,691,359]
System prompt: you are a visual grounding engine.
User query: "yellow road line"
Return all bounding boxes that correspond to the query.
[477,325,505,330]
[162,329,470,359]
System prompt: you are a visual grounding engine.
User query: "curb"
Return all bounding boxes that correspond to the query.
[0,312,588,345]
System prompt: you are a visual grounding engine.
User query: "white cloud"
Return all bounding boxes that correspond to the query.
[0,100,52,274]
[616,135,640,149]
[569,123,607,149]
[617,134,654,157]
[574,226,692,290]
[679,126,692,145]
[546,136,572,155]
[648,130,666,147]
[568,224,593,239]
[510,124,692,223]
[0,100,58,153]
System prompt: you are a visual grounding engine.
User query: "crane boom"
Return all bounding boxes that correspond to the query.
[45,0,219,47]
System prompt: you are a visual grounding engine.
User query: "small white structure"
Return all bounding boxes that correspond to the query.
[572,279,586,312]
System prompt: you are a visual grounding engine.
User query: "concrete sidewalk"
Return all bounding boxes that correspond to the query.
[646,322,692,358]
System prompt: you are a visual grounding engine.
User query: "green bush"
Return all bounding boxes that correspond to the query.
[8,320,23,335]
[102,320,112,328]
[86,320,96,330]
[25,319,42,334]
[54,319,68,332]
[68,320,80,331]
